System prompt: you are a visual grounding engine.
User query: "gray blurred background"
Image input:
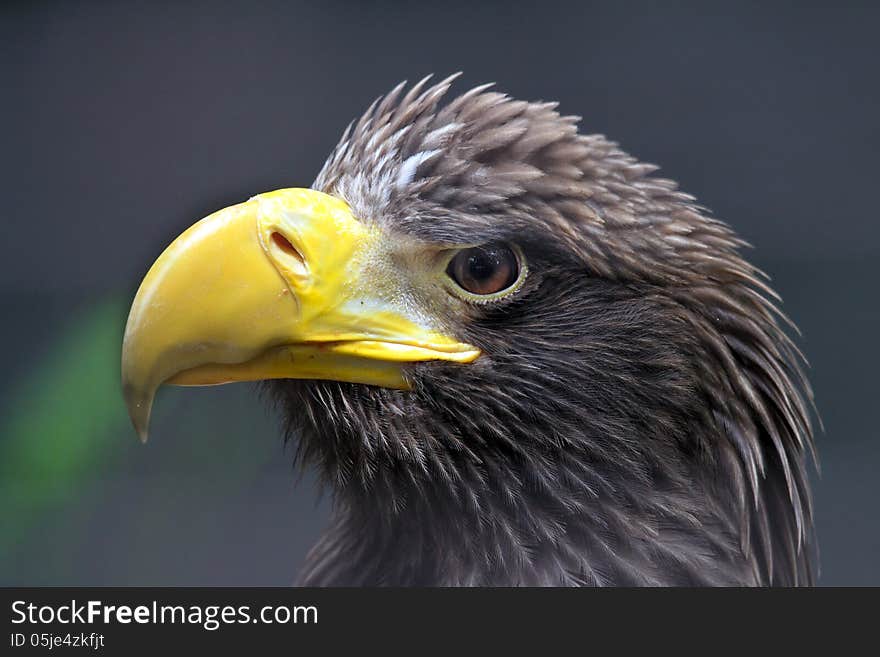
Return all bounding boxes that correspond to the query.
[1,0,877,585]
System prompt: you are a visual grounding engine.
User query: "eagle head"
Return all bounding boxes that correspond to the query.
[122,75,817,586]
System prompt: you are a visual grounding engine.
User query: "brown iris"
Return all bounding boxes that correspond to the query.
[446,243,520,296]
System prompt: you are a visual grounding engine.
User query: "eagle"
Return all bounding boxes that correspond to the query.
[121,75,817,586]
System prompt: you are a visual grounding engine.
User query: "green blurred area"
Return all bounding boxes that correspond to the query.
[0,295,324,585]
[1,299,127,543]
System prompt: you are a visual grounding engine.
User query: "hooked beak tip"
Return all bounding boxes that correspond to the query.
[123,382,154,444]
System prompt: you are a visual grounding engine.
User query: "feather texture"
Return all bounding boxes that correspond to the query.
[266,77,818,586]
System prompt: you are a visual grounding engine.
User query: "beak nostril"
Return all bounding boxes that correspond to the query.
[270,232,307,274]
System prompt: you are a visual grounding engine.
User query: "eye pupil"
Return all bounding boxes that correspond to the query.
[467,251,496,282]
[447,243,520,296]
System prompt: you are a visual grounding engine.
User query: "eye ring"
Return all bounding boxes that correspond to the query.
[444,242,527,303]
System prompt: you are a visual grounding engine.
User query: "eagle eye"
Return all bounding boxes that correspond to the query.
[446,243,524,300]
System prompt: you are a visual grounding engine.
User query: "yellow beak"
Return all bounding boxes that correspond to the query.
[122,188,480,441]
